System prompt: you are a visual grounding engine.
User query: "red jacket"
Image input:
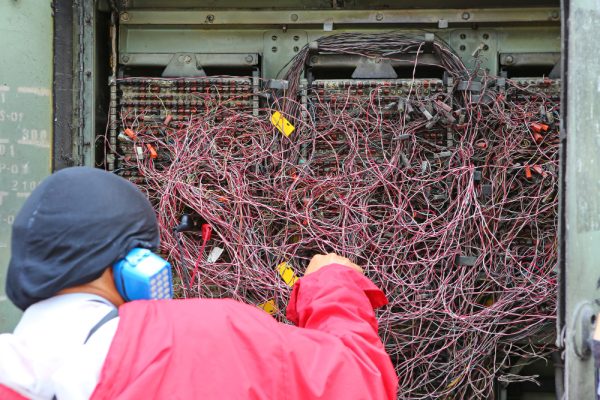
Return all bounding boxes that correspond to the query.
[1,264,398,399]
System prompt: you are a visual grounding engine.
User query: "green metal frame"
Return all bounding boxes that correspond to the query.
[563,0,600,398]
[0,4,570,398]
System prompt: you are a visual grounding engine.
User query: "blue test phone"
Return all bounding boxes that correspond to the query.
[113,248,173,301]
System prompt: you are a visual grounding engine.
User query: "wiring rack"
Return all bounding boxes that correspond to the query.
[103,32,561,399]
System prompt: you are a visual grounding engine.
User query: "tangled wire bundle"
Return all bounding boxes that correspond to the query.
[109,33,559,399]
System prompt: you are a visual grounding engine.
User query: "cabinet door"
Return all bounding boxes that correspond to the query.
[0,0,53,332]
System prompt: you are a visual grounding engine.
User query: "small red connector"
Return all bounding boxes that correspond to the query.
[533,133,544,144]
[190,224,213,289]
[530,123,549,133]
[124,128,137,140]
[201,224,212,243]
[524,165,532,180]
[146,144,158,159]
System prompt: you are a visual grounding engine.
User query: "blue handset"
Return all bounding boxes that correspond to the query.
[113,248,173,301]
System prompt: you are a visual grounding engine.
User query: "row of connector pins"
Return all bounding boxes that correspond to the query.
[312,80,444,89]
[121,98,252,107]
[122,91,252,98]
[119,82,251,93]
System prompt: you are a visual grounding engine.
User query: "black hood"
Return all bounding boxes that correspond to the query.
[6,167,159,310]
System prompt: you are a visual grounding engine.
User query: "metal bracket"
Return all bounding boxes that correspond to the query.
[121,53,258,69]
[162,53,206,77]
[570,301,595,359]
[423,33,435,53]
[267,79,289,90]
[499,52,560,67]
[351,58,398,79]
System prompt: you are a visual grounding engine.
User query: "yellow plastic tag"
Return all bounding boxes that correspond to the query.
[446,375,462,390]
[271,111,295,137]
[277,261,299,287]
[258,299,278,315]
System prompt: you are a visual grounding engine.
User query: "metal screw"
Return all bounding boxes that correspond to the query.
[120,12,129,22]
[459,45,466,51]
[272,47,278,53]
[290,14,298,21]
[483,44,489,51]
[206,14,215,23]
[245,55,254,63]
[293,46,299,52]
[310,56,318,64]
[293,35,300,41]
[483,33,489,40]
[551,10,559,19]
[272,35,278,41]
[505,55,514,65]
[376,13,384,21]
[460,33,466,40]
[462,12,470,20]
[121,55,130,63]
[183,55,192,64]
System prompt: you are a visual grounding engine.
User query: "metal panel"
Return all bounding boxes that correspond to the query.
[125,0,559,7]
[119,8,561,25]
[0,0,53,332]
[120,26,560,80]
[564,0,600,398]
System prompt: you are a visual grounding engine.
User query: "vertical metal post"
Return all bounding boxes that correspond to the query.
[564,0,600,397]
[53,0,75,170]
[75,0,97,166]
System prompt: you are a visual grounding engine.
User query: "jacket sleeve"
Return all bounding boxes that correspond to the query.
[0,384,29,400]
[283,264,398,400]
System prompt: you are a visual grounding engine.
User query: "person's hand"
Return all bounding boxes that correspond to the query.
[305,253,363,276]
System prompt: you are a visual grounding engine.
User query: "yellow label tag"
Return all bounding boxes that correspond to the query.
[271,111,295,137]
[258,299,278,315]
[446,375,462,390]
[277,262,299,287]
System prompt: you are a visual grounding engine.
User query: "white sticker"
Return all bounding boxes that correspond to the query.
[207,247,224,263]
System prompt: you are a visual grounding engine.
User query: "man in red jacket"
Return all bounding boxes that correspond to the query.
[0,167,397,399]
